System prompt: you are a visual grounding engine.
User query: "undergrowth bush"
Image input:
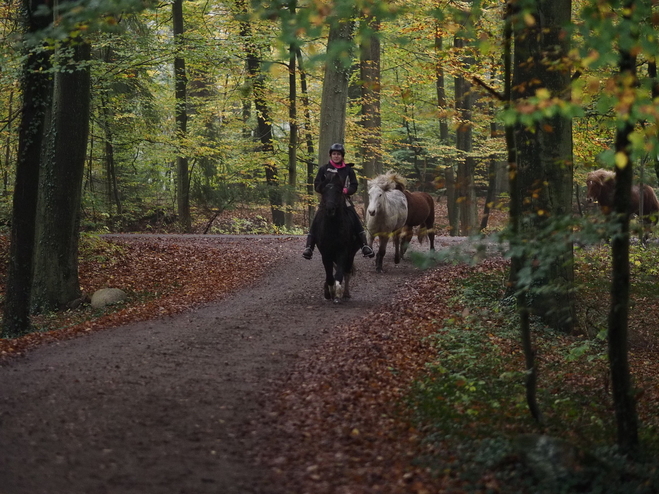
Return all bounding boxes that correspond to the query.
[408,249,659,492]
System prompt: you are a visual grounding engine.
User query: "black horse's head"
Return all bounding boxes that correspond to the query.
[320,173,345,218]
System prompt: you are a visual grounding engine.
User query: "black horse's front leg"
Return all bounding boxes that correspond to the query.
[322,256,335,300]
[332,262,345,302]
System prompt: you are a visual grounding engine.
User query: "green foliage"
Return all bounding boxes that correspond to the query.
[78,234,126,264]
[407,258,659,492]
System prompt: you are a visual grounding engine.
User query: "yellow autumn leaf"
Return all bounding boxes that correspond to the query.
[615,152,628,169]
[536,88,550,100]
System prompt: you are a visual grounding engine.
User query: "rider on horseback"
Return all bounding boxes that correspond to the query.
[302,143,375,260]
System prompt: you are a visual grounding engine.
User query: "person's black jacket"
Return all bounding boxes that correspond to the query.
[313,162,358,197]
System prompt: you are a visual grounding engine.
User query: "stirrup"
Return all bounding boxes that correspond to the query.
[362,245,375,258]
[302,247,313,260]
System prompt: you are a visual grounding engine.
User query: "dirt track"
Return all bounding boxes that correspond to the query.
[0,235,449,494]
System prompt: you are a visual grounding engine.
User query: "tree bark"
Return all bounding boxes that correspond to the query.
[359,13,381,209]
[317,16,354,167]
[608,0,639,453]
[435,31,458,235]
[512,0,575,333]
[32,39,91,312]
[285,21,298,229]
[2,0,53,337]
[173,0,191,232]
[504,4,542,424]
[296,49,316,228]
[238,0,284,226]
[454,35,477,236]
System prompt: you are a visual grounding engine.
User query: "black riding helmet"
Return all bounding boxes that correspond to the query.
[329,143,345,156]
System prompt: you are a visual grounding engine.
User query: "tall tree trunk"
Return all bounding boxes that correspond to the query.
[454,35,477,236]
[97,47,122,218]
[649,60,659,183]
[480,117,505,231]
[359,13,381,209]
[512,0,575,333]
[435,31,457,235]
[435,31,460,237]
[32,39,91,312]
[2,0,52,337]
[296,49,316,228]
[285,25,298,229]
[608,0,639,454]
[237,0,284,226]
[504,5,542,424]
[3,89,14,194]
[173,0,191,232]
[317,16,354,167]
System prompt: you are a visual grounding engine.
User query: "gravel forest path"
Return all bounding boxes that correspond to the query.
[0,235,455,494]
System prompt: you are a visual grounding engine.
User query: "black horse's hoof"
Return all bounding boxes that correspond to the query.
[362,246,375,258]
[324,285,331,300]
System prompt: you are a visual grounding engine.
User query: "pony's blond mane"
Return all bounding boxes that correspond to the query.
[368,170,407,192]
[587,168,615,185]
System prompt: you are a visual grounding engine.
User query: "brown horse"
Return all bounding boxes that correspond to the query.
[586,168,659,225]
[399,186,435,258]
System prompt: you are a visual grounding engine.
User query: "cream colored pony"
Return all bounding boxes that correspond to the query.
[365,171,409,273]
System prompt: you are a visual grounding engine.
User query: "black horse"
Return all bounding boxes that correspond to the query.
[315,171,361,303]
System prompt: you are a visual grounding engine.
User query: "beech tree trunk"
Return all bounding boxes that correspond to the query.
[503,7,542,424]
[435,32,457,235]
[32,39,91,312]
[173,0,191,232]
[512,0,575,333]
[238,0,284,226]
[2,0,52,337]
[608,0,639,454]
[285,29,297,229]
[296,49,316,227]
[454,35,477,236]
[359,13,381,209]
[317,16,354,167]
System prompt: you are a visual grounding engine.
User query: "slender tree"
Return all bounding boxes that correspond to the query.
[454,31,477,236]
[607,0,639,455]
[435,30,458,236]
[359,11,381,209]
[296,49,316,227]
[285,3,298,229]
[237,0,284,226]
[173,0,191,232]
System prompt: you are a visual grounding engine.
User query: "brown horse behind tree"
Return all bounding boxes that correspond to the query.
[586,168,659,225]
[399,186,435,258]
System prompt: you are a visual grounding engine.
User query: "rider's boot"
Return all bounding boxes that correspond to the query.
[302,234,315,260]
[358,231,375,258]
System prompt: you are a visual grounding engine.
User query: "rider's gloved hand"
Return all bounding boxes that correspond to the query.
[342,187,348,194]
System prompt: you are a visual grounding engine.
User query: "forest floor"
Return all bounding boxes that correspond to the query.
[1,200,659,493]
[0,197,505,494]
